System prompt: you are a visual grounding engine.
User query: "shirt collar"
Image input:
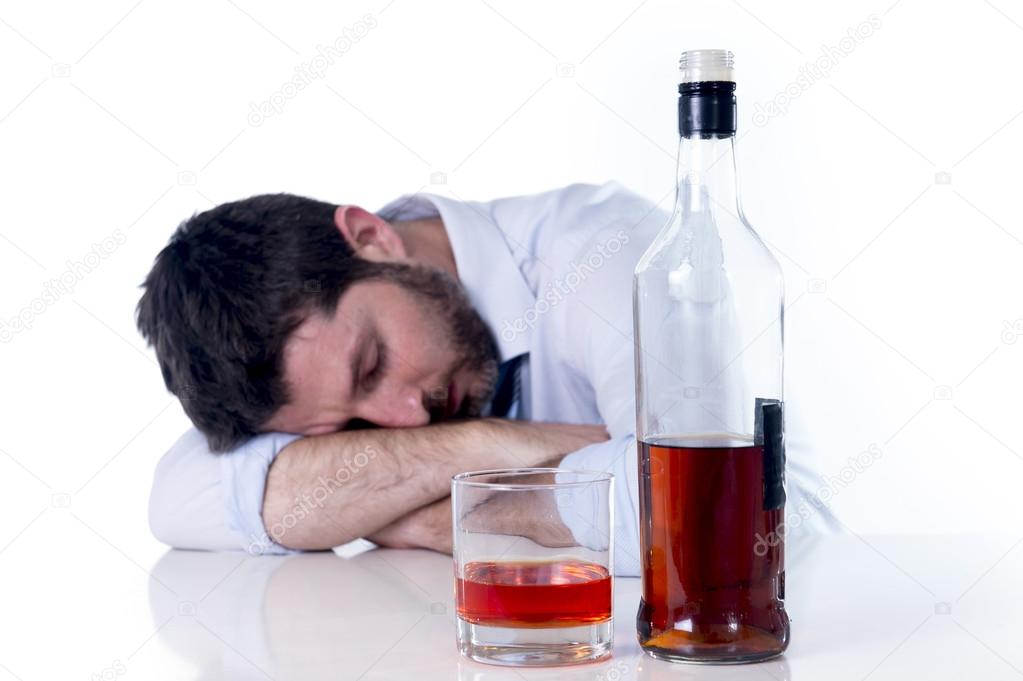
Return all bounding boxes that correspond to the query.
[375,192,535,362]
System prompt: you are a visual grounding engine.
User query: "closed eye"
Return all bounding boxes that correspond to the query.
[361,341,387,392]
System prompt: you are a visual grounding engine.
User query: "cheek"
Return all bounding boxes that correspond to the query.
[391,308,460,366]
[392,335,459,376]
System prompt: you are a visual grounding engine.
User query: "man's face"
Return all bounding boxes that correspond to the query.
[263,266,500,436]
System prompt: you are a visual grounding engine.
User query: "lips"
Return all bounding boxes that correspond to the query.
[445,380,462,419]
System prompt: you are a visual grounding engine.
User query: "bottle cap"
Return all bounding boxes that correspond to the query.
[679,49,735,84]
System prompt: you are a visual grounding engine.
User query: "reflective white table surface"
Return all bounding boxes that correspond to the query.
[7,534,1020,680]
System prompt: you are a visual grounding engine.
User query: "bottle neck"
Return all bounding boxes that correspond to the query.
[674,133,740,215]
[675,80,740,216]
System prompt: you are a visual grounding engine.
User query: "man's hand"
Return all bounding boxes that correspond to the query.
[368,470,578,555]
[262,418,608,551]
[367,496,453,552]
[487,420,609,468]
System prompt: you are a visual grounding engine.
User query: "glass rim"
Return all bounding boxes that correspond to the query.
[451,467,613,490]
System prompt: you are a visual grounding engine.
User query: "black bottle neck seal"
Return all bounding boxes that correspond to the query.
[678,81,736,138]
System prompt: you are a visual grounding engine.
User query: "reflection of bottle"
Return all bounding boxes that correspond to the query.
[636,653,792,681]
[633,49,789,663]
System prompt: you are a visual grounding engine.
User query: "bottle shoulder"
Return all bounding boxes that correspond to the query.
[635,206,782,278]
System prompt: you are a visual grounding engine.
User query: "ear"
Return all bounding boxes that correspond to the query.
[334,205,407,261]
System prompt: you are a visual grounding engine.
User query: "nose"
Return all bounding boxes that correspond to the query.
[361,382,430,428]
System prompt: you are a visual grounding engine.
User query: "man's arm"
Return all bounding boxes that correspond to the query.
[149,428,301,553]
[366,496,454,552]
[365,464,578,553]
[262,418,607,550]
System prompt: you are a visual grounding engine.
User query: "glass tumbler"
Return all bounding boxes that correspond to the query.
[452,468,614,667]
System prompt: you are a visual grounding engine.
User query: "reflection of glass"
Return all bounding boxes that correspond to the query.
[458,656,633,681]
[452,468,614,667]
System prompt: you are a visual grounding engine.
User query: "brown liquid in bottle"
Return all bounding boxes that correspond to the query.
[637,435,789,663]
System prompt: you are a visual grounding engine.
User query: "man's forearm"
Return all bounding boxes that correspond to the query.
[368,466,577,555]
[262,418,606,550]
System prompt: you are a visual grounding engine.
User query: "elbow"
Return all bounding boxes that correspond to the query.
[147,429,223,551]
[148,428,305,554]
[148,471,183,549]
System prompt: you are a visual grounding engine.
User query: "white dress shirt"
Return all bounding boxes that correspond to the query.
[149,182,836,575]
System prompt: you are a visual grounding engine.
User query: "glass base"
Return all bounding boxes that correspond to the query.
[457,618,613,667]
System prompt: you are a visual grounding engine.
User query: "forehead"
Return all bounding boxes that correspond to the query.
[278,279,411,400]
[271,279,430,426]
[264,291,365,432]
[288,311,358,369]
[284,277,413,361]
[284,296,364,389]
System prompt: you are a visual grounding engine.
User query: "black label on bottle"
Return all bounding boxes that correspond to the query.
[756,398,786,511]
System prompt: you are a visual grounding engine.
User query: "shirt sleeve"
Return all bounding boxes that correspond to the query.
[559,436,641,577]
[556,274,643,576]
[552,202,655,578]
[148,428,301,555]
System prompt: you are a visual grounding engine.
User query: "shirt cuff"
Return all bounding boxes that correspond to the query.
[558,435,641,577]
[221,432,302,556]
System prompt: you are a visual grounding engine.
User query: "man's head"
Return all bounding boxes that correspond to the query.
[137,194,499,451]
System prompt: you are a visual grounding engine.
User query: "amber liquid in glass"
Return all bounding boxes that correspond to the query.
[637,436,789,662]
[456,559,612,628]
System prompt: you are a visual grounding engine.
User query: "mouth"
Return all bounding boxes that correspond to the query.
[444,380,463,419]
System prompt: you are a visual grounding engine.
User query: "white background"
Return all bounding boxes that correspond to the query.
[1,0,1022,677]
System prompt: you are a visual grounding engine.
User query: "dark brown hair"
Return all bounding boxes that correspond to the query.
[136,193,385,451]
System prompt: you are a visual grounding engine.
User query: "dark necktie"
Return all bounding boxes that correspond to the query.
[489,354,524,418]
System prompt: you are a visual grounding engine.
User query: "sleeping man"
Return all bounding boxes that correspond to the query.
[138,183,832,575]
